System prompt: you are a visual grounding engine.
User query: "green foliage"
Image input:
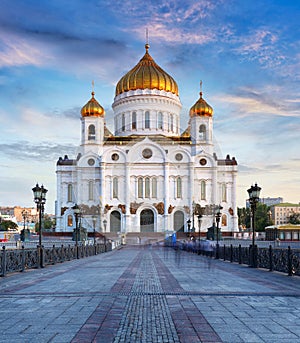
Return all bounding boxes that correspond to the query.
[0,220,18,231]
[238,207,250,228]
[34,214,55,232]
[289,213,300,225]
[44,214,55,231]
[238,203,272,232]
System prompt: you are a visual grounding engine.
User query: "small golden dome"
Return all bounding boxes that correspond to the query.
[189,91,213,117]
[81,92,105,117]
[115,44,179,97]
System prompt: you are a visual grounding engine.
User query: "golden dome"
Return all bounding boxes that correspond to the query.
[115,44,179,97]
[189,91,213,117]
[81,92,105,117]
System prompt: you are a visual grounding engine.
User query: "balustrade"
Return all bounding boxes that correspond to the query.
[167,241,300,277]
[0,242,112,277]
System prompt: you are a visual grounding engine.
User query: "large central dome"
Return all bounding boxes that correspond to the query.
[115,44,179,97]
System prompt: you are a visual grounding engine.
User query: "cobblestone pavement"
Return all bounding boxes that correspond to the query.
[0,246,299,342]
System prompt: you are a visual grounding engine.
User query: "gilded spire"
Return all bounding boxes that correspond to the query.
[81,85,105,117]
[200,80,203,98]
[189,80,213,117]
[92,80,95,97]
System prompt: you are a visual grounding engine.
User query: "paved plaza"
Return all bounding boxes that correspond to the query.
[0,245,299,343]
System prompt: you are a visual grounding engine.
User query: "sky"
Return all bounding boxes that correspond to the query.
[0,0,299,214]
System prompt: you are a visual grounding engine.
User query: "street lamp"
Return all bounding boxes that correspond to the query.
[21,210,28,242]
[187,219,191,235]
[72,204,81,259]
[215,205,223,259]
[247,183,262,268]
[197,214,202,241]
[32,183,48,268]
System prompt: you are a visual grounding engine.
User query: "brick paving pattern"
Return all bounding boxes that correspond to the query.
[0,245,299,342]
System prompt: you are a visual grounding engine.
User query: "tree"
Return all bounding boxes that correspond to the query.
[34,214,55,232]
[0,220,18,231]
[238,207,251,228]
[238,203,271,232]
[44,215,55,231]
[289,213,300,225]
[255,203,270,231]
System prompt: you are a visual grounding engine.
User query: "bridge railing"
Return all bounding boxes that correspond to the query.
[168,241,300,277]
[0,242,112,277]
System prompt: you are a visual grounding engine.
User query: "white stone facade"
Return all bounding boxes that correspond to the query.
[55,49,238,236]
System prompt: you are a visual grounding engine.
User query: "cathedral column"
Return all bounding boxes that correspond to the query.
[231,170,238,231]
[55,171,62,232]
[99,161,104,232]
[125,163,130,215]
[124,162,130,233]
[163,162,169,232]
[212,166,218,204]
[188,161,194,231]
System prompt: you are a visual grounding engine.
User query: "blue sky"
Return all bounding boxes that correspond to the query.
[0,0,299,213]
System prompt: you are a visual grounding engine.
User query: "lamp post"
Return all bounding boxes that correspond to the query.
[92,215,97,253]
[72,204,81,259]
[247,183,261,268]
[187,219,191,235]
[32,183,48,268]
[215,205,223,259]
[21,210,28,242]
[197,214,202,241]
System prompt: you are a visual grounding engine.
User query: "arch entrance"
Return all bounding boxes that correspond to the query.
[110,211,121,233]
[140,209,154,232]
[174,210,184,232]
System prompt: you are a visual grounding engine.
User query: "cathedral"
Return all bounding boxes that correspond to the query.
[55,43,238,237]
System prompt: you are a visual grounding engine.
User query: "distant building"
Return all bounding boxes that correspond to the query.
[261,197,283,207]
[13,206,37,223]
[246,197,283,208]
[265,224,300,241]
[0,206,37,225]
[271,203,300,225]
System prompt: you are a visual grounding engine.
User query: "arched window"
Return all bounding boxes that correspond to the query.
[158,112,163,129]
[145,177,150,198]
[67,184,73,202]
[138,177,143,198]
[176,177,182,198]
[145,111,150,129]
[88,124,96,140]
[222,214,227,226]
[122,113,125,131]
[132,111,137,130]
[67,215,73,227]
[170,114,174,132]
[88,181,94,201]
[113,177,118,198]
[222,183,227,202]
[201,181,206,200]
[152,177,157,198]
[199,124,206,140]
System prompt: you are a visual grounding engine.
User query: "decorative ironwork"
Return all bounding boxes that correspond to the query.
[0,242,112,277]
[169,241,300,277]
